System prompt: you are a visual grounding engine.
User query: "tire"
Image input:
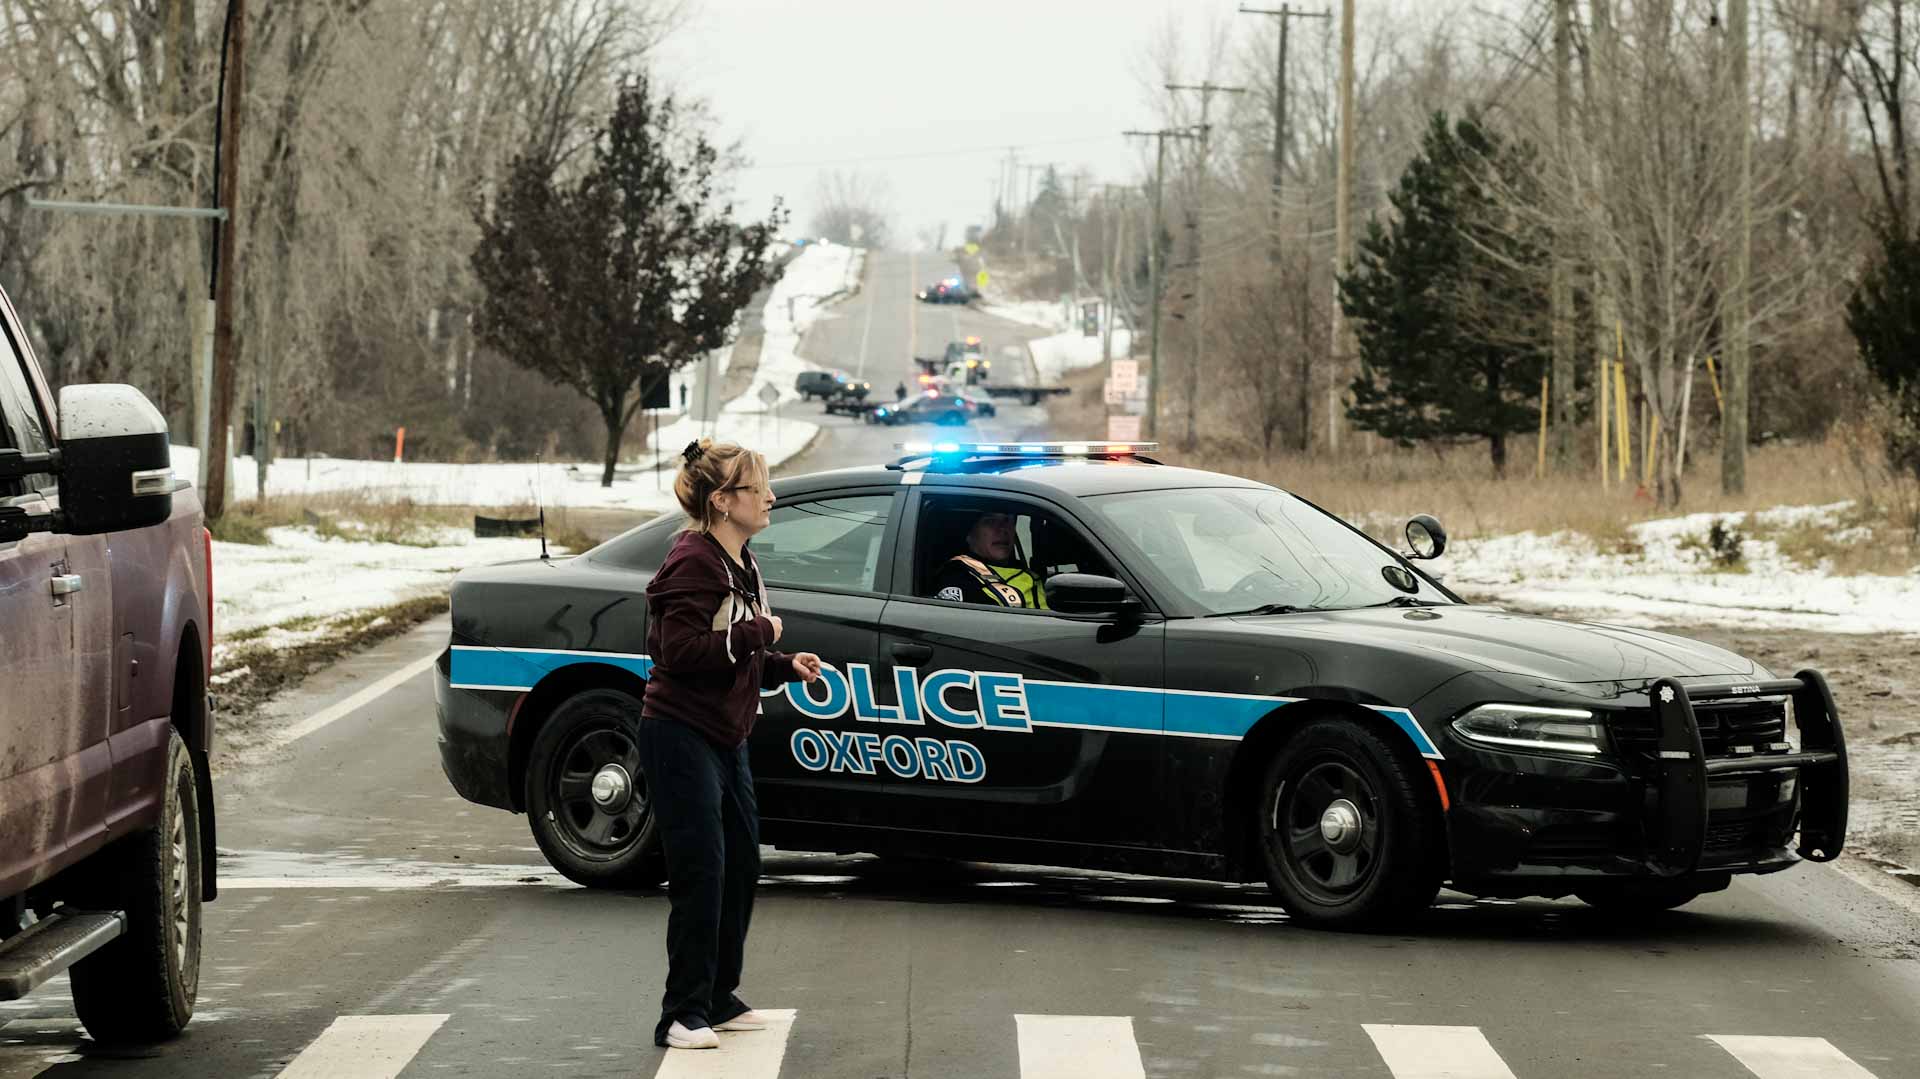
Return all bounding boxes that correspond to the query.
[525,688,665,888]
[1256,718,1444,929]
[1574,876,1723,913]
[69,727,202,1044]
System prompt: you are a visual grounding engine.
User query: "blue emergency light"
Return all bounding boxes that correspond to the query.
[890,440,1160,467]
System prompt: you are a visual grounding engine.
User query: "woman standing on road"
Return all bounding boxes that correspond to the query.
[639,438,822,1051]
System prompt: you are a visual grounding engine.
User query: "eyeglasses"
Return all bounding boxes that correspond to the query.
[723,483,766,494]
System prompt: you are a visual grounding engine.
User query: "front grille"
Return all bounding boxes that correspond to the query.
[1608,697,1787,760]
[1701,805,1797,859]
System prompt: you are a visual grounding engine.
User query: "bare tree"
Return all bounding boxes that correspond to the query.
[810,169,892,248]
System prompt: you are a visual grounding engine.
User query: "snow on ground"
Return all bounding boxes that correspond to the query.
[727,241,863,413]
[210,527,541,669]
[980,297,1075,331]
[1028,329,1134,383]
[170,243,863,515]
[1444,502,1920,635]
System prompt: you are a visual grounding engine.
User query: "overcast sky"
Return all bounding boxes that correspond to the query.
[655,0,1196,249]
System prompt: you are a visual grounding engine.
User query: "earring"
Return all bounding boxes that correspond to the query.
[723,510,731,523]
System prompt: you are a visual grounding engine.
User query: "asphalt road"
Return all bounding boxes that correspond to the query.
[4,617,1919,1079]
[780,250,1061,475]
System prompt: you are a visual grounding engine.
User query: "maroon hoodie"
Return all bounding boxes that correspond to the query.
[642,529,799,748]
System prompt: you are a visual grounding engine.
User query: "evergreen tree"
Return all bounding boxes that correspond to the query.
[472,75,787,487]
[1339,112,1549,475]
[1845,222,1920,479]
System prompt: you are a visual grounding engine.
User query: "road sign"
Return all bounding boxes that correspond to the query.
[1106,415,1142,441]
[1103,379,1126,406]
[1081,301,1100,338]
[975,269,990,290]
[758,382,781,408]
[1110,359,1139,394]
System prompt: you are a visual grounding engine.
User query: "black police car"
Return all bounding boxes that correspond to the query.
[435,443,1848,927]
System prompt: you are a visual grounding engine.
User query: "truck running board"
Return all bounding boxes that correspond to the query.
[0,910,126,1000]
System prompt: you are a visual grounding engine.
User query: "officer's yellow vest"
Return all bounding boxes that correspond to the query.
[950,556,1048,610]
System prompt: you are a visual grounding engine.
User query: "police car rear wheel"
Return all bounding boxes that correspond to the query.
[1257,719,1443,929]
[525,689,665,888]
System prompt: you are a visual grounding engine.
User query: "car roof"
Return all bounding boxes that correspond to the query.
[772,458,1273,501]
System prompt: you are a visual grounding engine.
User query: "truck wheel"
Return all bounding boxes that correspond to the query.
[1574,876,1724,913]
[1256,718,1443,929]
[525,688,665,888]
[69,728,202,1044]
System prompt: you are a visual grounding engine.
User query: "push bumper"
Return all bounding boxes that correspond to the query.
[1444,669,1848,887]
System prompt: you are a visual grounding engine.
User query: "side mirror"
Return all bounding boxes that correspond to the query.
[1047,573,1140,617]
[1405,514,1447,560]
[55,384,179,536]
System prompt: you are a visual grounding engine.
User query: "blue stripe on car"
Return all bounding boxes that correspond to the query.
[448,646,1442,759]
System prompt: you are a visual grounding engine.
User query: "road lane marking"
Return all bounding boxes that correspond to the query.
[1363,1025,1518,1079]
[282,650,439,743]
[274,1014,448,1079]
[1016,1014,1146,1079]
[653,1008,796,1078]
[1709,1035,1880,1079]
[0,1018,83,1079]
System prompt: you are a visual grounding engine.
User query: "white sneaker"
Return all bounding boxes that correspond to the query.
[715,1010,769,1032]
[666,1021,719,1050]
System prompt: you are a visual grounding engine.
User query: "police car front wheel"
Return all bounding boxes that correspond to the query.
[1256,719,1445,929]
[525,688,666,888]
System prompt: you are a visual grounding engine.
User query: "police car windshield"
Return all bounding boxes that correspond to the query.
[1084,487,1438,616]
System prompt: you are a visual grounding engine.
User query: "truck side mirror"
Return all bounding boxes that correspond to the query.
[55,384,179,536]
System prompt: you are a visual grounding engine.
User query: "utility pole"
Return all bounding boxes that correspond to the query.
[1549,0,1577,470]
[1124,126,1202,443]
[1165,81,1247,448]
[206,0,247,521]
[1329,0,1355,453]
[1723,0,1751,494]
[1237,5,1331,264]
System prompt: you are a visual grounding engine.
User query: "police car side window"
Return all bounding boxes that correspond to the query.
[913,496,1111,599]
[752,495,892,593]
[588,512,686,570]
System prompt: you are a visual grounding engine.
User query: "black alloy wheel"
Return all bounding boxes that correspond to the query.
[526,689,665,888]
[1256,718,1444,928]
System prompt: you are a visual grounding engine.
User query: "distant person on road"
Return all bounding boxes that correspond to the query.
[930,511,1048,609]
[679,384,690,412]
[895,381,908,402]
[639,438,823,1051]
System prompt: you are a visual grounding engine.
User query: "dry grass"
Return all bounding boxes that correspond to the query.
[210,493,619,552]
[1035,361,1920,571]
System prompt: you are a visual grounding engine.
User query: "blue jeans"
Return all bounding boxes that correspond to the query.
[635,717,759,1046]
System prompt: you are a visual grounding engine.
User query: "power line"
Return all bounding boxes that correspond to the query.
[739,135,1121,172]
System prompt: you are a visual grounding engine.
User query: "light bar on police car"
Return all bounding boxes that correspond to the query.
[893,441,1159,457]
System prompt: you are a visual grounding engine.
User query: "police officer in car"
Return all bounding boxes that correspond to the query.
[931,511,1048,609]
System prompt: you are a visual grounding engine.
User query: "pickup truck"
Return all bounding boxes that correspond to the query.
[0,282,216,1043]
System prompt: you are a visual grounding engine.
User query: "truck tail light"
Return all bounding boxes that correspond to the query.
[203,525,215,669]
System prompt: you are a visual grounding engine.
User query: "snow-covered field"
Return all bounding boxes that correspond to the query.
[171,242,859,517]
[210,527,540,670]
[1445,503,1920,636]
[978,295,1134,383]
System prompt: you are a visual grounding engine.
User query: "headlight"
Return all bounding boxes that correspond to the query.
[1451,703,1604,755]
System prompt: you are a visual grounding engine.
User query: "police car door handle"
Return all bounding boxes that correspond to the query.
[891,642,934,667]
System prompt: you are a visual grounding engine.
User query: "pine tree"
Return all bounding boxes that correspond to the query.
[1339,112,1549,475]
[1846,222,1920,478]
[472,75,788,487]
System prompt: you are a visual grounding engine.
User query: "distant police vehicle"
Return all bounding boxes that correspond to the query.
[435,443,1849,927]
[870,392,992,427]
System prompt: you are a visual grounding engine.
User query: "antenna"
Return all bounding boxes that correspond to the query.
[535,453,550,561]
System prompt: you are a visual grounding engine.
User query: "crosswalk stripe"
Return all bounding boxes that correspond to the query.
[1708,1035,1881,1079]
[653,1008,797,1079]
[272,1013,449,1079]
[1016,1014,1146,1079]
[1363,1024,1519,1079]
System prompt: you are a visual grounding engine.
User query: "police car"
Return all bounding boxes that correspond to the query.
[434,443,1849,928]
